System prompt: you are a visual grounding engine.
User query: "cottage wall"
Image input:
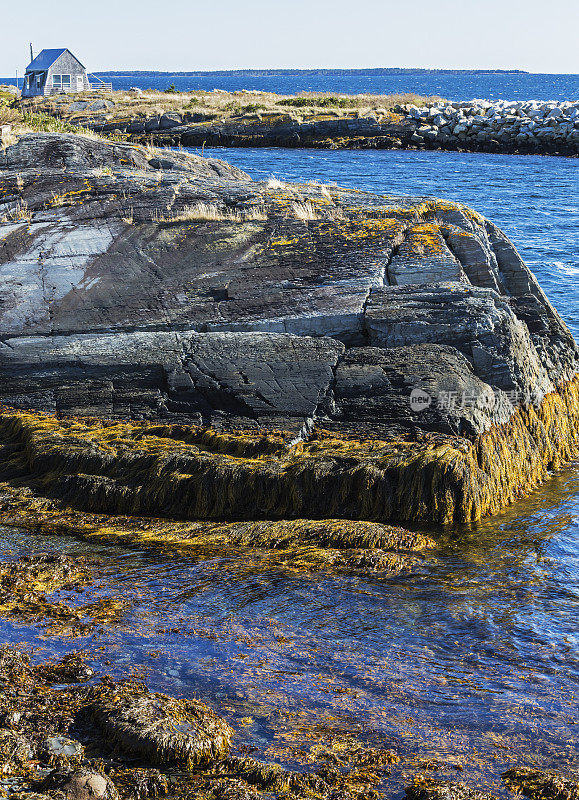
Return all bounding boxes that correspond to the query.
[46,51,90,94]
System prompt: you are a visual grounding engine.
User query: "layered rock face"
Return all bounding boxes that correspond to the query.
[0,133,577,523]
[84,99,579,156]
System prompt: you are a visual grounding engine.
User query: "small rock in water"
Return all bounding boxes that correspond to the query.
[40,735,85,765]
[88,681,233,766]
[38,768,119,800]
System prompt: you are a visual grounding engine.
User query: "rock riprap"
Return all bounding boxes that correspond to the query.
[0,132,578,523]
[394,99,579,155]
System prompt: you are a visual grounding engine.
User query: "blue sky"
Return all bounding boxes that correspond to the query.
[2,0,578,75]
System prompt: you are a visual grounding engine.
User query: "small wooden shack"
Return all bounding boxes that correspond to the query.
[22,49,90,98]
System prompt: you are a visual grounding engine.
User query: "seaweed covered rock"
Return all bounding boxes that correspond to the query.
[502,768,579,800]
[219,756,330,794]
[0,728,33,773]
[406,779,497,800]
[88,681,233,767]
[0,132,578,523]
[38,767,119,800]
[0,554,92,623]
[36,652,95,685]
[0,554,90,599]
[209,778,261,800]
[0,482,434,575]
[110,768,169,800]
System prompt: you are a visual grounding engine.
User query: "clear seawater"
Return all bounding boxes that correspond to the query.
[0,144,578,793]
[3,70,579,101]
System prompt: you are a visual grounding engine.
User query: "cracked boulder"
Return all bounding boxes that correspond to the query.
[0,330,344,434]
[0,132,577,442]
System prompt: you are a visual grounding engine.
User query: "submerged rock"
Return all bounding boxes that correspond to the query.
[0,554,92,624]
[502,768,579,800]
[88,681,233,767]
[406,779,497,800]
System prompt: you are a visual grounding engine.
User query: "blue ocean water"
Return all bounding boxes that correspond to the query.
[95,70,579,100]
[3,70,579,101]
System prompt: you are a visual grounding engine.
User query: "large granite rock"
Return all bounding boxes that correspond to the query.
[0,133,577,441]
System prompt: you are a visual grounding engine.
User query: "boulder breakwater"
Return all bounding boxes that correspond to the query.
[0,132,577,527]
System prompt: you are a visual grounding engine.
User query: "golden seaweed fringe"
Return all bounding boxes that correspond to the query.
[0,376,578,526]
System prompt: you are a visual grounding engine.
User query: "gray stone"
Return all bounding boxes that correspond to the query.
[40,736,84,762]
[0,132,576,441]
[38,768,119,800]
[159,112,183,129]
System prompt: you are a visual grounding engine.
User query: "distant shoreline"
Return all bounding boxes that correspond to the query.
[12,88,576,157]
[91,68,531,77]
[1,68,540,87]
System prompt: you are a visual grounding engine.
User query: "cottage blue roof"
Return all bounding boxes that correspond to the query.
[26,48,84,71]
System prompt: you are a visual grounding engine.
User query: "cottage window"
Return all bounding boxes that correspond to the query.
[35,74,42,88]
[52,74,71,90]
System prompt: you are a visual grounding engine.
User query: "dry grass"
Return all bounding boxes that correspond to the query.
[18,88,444,134]
[290,200,319,221]
[49,192,67,207]
[93,165,114,177]
[162,202,267,224]
[266,177,286,190]
[121,207,134,225]
[0,200,32,223]
[0,130,19,149]
[175,202,234,222]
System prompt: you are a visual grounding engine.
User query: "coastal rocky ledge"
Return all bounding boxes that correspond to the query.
[81,99,579,156]
[0,132,578,525]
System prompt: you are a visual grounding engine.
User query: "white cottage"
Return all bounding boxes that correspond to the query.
[22,49,90,98]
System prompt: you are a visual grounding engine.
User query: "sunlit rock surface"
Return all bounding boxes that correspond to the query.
[0,133,578,524]
[1,133,576,441]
